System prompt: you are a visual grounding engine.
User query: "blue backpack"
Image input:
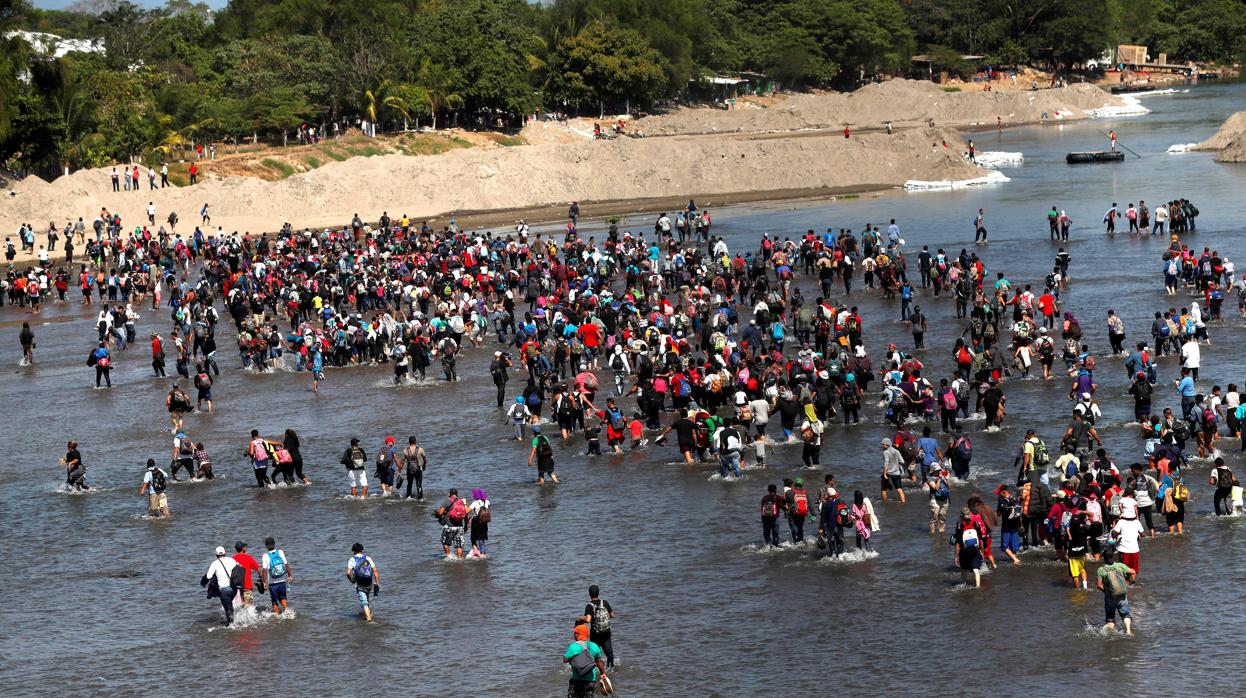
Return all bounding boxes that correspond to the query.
[267,550,287,581]
[352,555,373,586]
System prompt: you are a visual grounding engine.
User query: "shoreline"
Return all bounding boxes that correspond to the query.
[4,183,899,267]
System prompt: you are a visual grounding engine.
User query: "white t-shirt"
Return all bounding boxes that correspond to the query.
[469,499,490,517]
[262,549,289,582]
[205,556,238,587]
[1181,342,1200,369]
[1112,518,1145,554]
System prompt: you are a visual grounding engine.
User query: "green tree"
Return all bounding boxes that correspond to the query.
[417,59,465,130]
[547,20,668,112]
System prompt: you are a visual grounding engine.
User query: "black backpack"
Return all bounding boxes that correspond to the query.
[1217,467,1234,488]
[228,560,245,589]
[536,436,553,458]
[150,467,166,490]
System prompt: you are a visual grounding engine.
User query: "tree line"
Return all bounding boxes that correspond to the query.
[2,0,1242,178]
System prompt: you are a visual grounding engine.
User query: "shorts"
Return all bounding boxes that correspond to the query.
[537,458,555,476]
[441,525,465,550]
[958,548,983,570]
[1120,551,1140,575]
[1104,595,1131,622]
[197,387,212,401]
[379,467,394,486]
[355,587,372,608]
[1000,531,1021,553]
[349,469,367,488]
[679,442,694,454]
[268,580,288,604]
[1068,555,1087,578]
[882,474,903,491]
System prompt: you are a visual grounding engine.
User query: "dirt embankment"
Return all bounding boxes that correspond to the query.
[635,79,1125,136]
[1194,111,1246,162]
[8,79,1117,255]
[2,127,979,252]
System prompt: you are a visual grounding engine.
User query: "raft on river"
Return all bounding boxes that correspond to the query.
[1065,151,1126,164]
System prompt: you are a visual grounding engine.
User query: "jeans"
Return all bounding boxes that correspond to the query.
[719,451,741,478]
[1105,595,1130,622]
[762,516,780,546]
[788,515,806,543]
[218,585,236,624]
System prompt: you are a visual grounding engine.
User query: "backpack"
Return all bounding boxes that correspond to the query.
[961,524,980,549]
[954,437,972,462]
[935,478,950,500]
[1202,408,1216,430]
[1103,567,1129,597]
[267,550,287,580]
[568,641,596,678]
[610,353,625,371]
[228,560,246,589]
[941,389,957,411]
[1172,482,1189,502]
[1033,440,1050,466]
[957,347,972,365]
[1108,491,1123,517]
[677,378,691,397]
[149,467,166,490]
[448,497,469,524]
[536,435,553,458]
[836,502,854,527]
[352,555,374,587]
[762,496,779,518]
[590,600,611,634]
[179,439,193,456]
[793,490,809,516]
[846,316,860,333]
[194,372,210,389]
[1216,467,1234,488]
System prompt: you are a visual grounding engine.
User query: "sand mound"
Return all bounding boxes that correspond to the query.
[518,120,591,145]
[635,80,1125,136]
[0,127,981,238]
[1194,111,1246,162]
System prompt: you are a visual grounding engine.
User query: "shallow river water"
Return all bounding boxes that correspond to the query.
[1,81,1244,696]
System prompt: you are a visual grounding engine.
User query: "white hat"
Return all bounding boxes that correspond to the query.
[214,546,226,556]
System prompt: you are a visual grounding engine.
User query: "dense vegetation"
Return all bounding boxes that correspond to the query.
[2,0,1243,177]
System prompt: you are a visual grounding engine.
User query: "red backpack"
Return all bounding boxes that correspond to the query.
[793,489,809,516]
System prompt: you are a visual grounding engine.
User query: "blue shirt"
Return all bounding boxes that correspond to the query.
[917,437,940,465]
[1177,376,1195,398]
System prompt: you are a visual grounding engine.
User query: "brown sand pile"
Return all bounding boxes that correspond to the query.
[636,79,1123,135]
[2,127,978,241]
[1194,111,1246,162]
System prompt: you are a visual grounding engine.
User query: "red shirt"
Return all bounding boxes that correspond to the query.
[233,553,260,590]
[578,323,601,348]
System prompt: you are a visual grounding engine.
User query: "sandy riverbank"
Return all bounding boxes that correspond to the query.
[1194,111,1246,162]
[1,80,1130,264]
[634,79,1130,135]
[3,126,981,259]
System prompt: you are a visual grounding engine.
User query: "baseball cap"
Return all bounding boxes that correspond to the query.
[234,541,246,551]
[385,436,395,444]
[214,546,226,556]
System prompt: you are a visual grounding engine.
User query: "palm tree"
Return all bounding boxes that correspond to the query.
[364,79,415,135]
[417,58,463,130]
